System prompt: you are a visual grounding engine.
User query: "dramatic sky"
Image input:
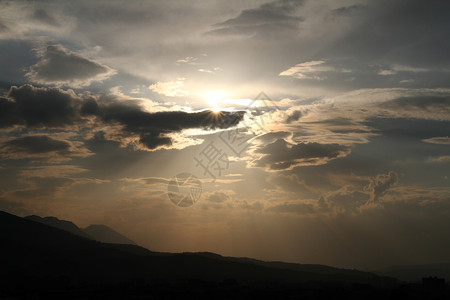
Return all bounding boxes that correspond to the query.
[1,0,449,269]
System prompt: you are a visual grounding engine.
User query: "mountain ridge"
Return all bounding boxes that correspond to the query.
[1,210,388,285]
[25,214,136,245]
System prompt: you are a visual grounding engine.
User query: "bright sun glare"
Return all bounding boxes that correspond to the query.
[203,90,229,112]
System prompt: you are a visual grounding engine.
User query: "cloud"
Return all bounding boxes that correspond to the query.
[1,84,83,128]
[96,97,246,150]
[176,56,198,64]
[328,4,365,18]
[26,45,115,87]
[280,60,328,78]
[422,137,450,145]
[206,0,304,37]
[427,156,450,163]
[266,202,315,215]
[0,135,92,162]
[19,165,88,178]
[252,131,292,144]
[380,96,450,113]
[0,85,245,151]
[325,0,450,69]
[0,21,9,34]
[321,186,370,212]
[119,177,169,185]
[378,65,433,76]
[250,138,351,171]
[266,173,317,198]
[279,60,351,80]
[4,135,70,154]
[32,8,59,26]
[285,110,303,123]
[205,190,232,203]
[378,69,396,76]
[149,78,188,97]
[239,200,264,211]
[365,171,398,203]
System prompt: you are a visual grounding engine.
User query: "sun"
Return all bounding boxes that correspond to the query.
[203,89,229,112]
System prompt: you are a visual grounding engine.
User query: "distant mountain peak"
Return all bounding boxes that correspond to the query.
[25,214,91,239]
[83,224,135,245]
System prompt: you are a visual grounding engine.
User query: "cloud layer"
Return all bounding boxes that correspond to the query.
[26,45,115,87]
[1,85,245,151]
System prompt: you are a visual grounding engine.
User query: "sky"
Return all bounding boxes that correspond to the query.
[0,0,449,270]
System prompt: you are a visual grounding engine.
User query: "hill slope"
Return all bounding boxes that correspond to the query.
[25,215,92,239]
[83,224,135,245]
[0,210,384,285]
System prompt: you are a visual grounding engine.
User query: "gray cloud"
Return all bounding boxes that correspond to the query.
[26,45,115,87]
[0,85,245,151]
[266,173,317,198]
[0,135,92,162]
[422,137,450,145]
[328,4,365,18]
[322,187,370,212]
[95,97,245,150]
[206,191,230,203]
[251,138,350,171]
[0,21,8,33]
[266,202,314,214]
[3,135,70,154]
[325,0,450,68]
[363,118,450,140]
[206,0,305,37]
[380,96,450,112]
[253,131,292,143]
[285,110,302,123]
[366,171,398,202]
[32,8,59,26]
[2,85,82,128]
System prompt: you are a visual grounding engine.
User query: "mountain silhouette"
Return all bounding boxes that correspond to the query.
[83,224,135,245]
[25,215,92,239]
[3,210,428,299]
[376,263,450,282]
[0,210,385,283]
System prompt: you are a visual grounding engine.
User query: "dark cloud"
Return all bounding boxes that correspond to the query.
[1,85,245,151]
[142,177,169,185]
[285,110,302,123]
[26,45,115,87]
[380,96,450,112]
[266,173,317,198]
[32,9,58,26]
[96,97,245,149]
[365,171,398,202]
[252,138,350,171]
[206,191,230,203]
[206,0,305,37]
[363,118,450,140]
[253,131,291,143]
[328,4,365,18]
[325,0,450,68]
[323,187,370,212]
[0,135,92,162]
[307,117,356,126]
[3,136,70,154]
[2,85,82,128]
[0,21,8,33]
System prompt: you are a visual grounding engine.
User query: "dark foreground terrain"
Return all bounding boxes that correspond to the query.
[0,211,448,299]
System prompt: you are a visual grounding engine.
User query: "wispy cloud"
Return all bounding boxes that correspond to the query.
[149,78,189,97]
